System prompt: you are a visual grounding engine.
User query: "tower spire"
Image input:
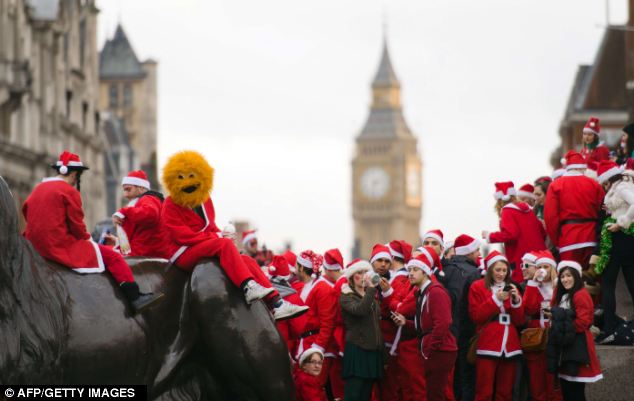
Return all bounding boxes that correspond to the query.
[372,37,399,88]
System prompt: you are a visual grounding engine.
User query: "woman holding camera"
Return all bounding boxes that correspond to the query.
[340,259,384,401]
[523,251,561,401]
[546,261,602,401]
[468,251,524,401]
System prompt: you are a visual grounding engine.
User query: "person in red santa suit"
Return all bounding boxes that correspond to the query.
[295,250,337,389]
[294,348,328,401]
[267,255,309,357]
[482,181,547,284]
[283,250,305,293]
[161,150,305,320]
[522,251,563,401]
[22,151,164,314]
[241,229,273,267]
[392,254,457,401]
[546,261,603,401]
[544,151,604,268]
[468,251,524,401]
[580,117,610,164]
[106,170,170,258]
[321,248,347,401]
[517,183,537,208]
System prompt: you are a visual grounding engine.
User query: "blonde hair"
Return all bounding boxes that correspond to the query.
[494,196,518,216]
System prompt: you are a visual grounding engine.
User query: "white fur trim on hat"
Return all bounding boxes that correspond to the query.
[323,260,342,271]
[598,166,623,185]
[297,255,313,269]
[288,264,296,273]
[299,348,324,365]
[370,251,392,264]
[121,176,150,189]
[406,259,432,276]
[522,253,538,264]
[583,127,598,135]
[56,160,84,167]
[494,188,517,201]
[344,260,372,279]
[388,245,404,259]
[242,232,257,245]
[565,163,587,171]
[517,190,536,200]
[557,260,582,275]
[486,254,507,270]
[422,232,445,249]
[535,256,556,268]
[455,238,481,256]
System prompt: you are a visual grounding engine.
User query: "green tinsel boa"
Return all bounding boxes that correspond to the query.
[596,217,634,275]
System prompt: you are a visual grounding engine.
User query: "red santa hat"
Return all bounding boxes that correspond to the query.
[521,251,539,266]
[417,245,444,277]
[51,150,89,174]
[370,244,392,264]
[421,229,445,250]
[583,116,601,135]
[388,240,413,263]
[299,347,324,366]
[517,184,536,200]
[557,260,582,276]
[297,250,323,275]
[597,160,623,185]
[242,229,257,245]
[344,258,372,279]
[534,250,556,268]
[121,170,150,189]
[493,181,517,201]
[406,254,433,277]
[323,248,344,271]
[564,150,587,171]
[282,250,297,273]
[267,255,291,279]
[454,234,481,256]
[484,250,508,270]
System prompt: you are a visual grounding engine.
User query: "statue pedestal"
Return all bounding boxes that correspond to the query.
[588,345,634,401]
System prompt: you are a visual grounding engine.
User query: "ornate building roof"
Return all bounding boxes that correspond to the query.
[359,40,414,139]
[99,24,146,80]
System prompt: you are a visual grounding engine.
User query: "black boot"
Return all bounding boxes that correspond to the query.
[119,282,165,314]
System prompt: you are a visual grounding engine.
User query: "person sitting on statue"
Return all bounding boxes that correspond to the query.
[22,151,164,314]
[160,150,306,319]
[104,170,170,259]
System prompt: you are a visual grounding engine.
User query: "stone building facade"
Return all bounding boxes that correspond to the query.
[0,0,105,229]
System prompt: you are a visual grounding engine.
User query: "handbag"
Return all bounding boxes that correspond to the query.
[521,327,549,352]
[467,314,498,365]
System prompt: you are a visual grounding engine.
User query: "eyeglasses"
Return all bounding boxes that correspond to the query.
[307,360,323,366]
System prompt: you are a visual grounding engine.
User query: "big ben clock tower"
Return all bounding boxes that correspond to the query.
[351,39,423,259]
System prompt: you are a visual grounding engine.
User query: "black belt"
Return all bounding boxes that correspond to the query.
[300,329,319,339]
[561,218,596,225]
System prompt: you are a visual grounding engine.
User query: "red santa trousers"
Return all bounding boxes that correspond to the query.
[329,357,344,400]
[445,366,456,401]
[524,351,563,401]
[98,244,134,283]
[174,238,254,288]
[559,247,593,269]
[395,338,427,401]
[475,357,517,401]
[425,351,457,401]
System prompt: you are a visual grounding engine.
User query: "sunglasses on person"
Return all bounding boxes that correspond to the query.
[521,263,535,270]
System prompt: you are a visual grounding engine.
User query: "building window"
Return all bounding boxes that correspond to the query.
[82,102,89,131]
[66,90,73,118]
[109,84,118,108]
[123,84,132,107]
[79,20,86,69]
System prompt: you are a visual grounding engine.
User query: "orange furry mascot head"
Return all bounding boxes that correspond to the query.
[162,150,214,208]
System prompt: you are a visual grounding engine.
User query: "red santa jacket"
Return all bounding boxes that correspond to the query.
[544,172,604,253]
[327,275,348,356]
[552,288,603,382]
[161,196,222,264]
[487,202,546,283]
[294,370,328,401]
[414,281,457,358]
[580,144,610,164]
[115,192,169,258]
[378,269,412,347]
[468,279,524,358]
[276,291,309,357]
[523,280,555,329]
[298,277,336,357]
[22,178,104,273]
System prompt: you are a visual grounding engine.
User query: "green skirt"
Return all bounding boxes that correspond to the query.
[342,342,384,380]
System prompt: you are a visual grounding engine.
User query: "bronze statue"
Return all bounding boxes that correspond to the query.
[0,176,294,400]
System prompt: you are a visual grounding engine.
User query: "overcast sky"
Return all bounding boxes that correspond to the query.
[97,0,628,260]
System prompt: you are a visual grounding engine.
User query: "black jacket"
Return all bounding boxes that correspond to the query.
[547,306,588,375]
[442,255,481,342]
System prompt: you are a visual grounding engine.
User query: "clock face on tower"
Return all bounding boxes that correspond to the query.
[360,166,390,199]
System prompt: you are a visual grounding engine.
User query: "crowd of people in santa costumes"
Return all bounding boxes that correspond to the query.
[21,116,634,401]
